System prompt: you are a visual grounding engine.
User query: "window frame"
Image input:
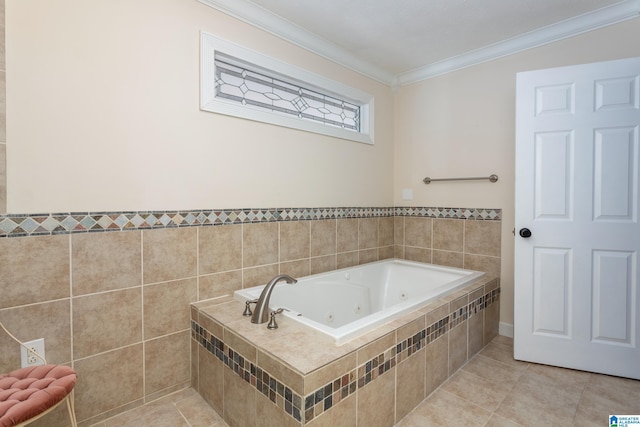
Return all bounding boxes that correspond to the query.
[200,32,375,145]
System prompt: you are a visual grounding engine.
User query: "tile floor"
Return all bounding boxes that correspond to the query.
[92,335,640,427]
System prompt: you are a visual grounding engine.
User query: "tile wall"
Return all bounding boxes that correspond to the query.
[0,207,501,426]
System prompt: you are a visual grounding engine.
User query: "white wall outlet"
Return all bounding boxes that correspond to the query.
[21,338,45,367]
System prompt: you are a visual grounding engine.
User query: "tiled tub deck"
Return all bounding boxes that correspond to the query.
[190,274,500,427]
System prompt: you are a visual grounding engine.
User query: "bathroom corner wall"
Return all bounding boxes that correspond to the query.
[0,215,396,426]
[393,216,501,280]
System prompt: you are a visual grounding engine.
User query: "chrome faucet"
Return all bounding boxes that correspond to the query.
[251,274,297,324]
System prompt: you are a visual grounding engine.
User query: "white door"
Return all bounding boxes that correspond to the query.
[514,57,640,380]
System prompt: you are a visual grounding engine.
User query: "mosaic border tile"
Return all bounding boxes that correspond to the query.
[0,206,501,238]
[192,286,500,424]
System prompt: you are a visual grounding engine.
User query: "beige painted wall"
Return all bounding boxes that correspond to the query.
[394,17,640,327]
[5,0,394,212]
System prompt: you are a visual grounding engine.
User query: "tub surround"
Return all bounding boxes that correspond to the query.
[191,274,500,426]
[0,206,501,426]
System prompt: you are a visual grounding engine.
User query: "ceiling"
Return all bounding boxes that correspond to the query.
[200,0,640,85]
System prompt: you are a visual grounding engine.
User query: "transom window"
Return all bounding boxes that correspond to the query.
[200,33,374,144]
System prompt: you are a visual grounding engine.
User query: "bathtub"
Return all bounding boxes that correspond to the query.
[234,259,485,345]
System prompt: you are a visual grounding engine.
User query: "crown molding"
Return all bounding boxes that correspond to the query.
[197,0,396,85]
[397,0,640,85]
[198,0,640,88]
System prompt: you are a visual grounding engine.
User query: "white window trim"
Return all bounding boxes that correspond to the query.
[200,32,375,145]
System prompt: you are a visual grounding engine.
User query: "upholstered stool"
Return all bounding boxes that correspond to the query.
[0,364,77,427]
[0,321,77,427]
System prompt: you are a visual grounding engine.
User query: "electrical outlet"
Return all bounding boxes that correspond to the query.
[21,338,45,367]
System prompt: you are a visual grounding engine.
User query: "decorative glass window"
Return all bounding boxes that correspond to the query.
[200,33,374,145]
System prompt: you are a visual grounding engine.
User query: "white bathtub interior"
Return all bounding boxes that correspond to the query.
[235,259,485,344]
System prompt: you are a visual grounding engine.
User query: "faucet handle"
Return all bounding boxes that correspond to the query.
[243,299,258,317]
[267,308,289,330]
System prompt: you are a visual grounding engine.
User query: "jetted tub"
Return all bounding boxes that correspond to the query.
[235,259,485,345]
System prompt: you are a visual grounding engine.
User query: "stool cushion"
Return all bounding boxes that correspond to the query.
[0,365,76,427]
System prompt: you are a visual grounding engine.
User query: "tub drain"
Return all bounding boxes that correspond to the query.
[353,304,362,314]
[399,291,408,300]
[325,312,335,323]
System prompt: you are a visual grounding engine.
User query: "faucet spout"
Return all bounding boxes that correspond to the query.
[251,274,297,324]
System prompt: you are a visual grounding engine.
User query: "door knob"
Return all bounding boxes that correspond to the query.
[519,228,532,238]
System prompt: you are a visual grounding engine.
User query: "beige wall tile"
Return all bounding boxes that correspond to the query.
[310,255,336,275]
[433,219,463,251]
[378,245,394,260]
[255,391,301,427]
[72,230,141,296]
[280,220,310,262]
[358,218,377,249]
[310,219,336,257]
[73,287,142,358]
[28,399,69,427]
[223,368,256,427]
[145,331,191,395]
[0,300,70,371]
[306,394,356,427]
[358,248,377,264]
[394,217,404,246]
[468,312,484,358]
[199,224,242,274]
[336,219,358,252]
[378,217,394,246]
[425,335,448,396]
[449,322,468,374]
[396,348,426,421]
[143,227,197,284]
[199,270,242,300]
[191,338,199,390]
[197,345,224,415]
[280,258,310,278]
[465,221,501,257]
[393,244,405,259]
[243,263,279,288]
[243,222,278,268]
[404,246,431,263]
[144,278,196,339]
[405,217,431,248]
[464,254,501,279]
[0,143,5,212]
[0,235,69,308]
[74,344,144,422]
[336,251,358,269]
[357,367,395,427]
[484,300,500,345]
[432,250,463,268]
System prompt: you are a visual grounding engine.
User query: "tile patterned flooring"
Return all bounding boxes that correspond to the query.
[92,336,640,426]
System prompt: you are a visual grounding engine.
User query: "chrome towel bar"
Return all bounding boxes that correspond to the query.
[422,174,498,184]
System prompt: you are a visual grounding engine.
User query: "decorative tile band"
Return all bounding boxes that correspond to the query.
[0,206,501,238]
[192,286,500,424]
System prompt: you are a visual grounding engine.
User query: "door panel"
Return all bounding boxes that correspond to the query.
[515,57,640,380]
[591,250,635,346]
